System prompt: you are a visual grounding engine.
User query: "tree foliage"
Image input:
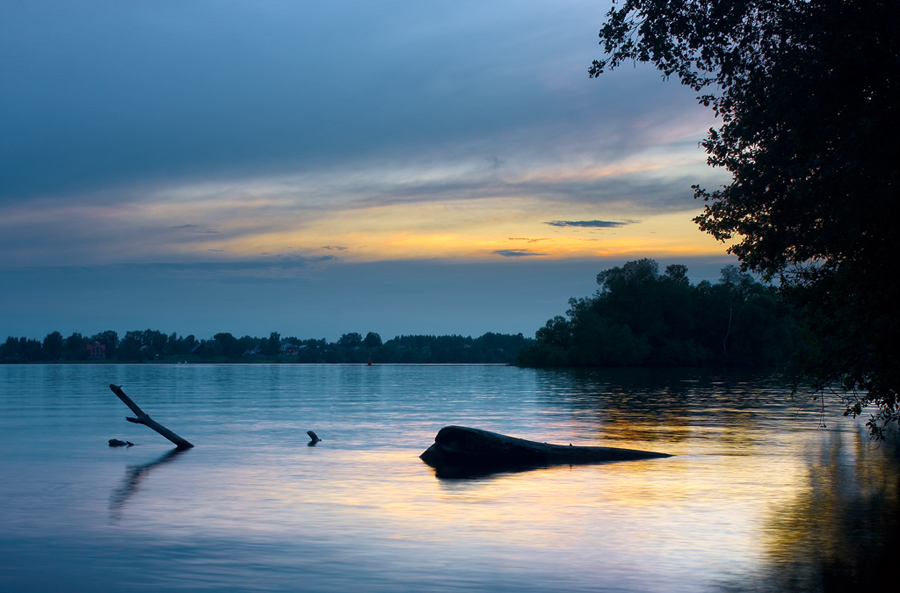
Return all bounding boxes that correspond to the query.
[41,331,64,361]
[591,0,900,436]
[517,259,800,368]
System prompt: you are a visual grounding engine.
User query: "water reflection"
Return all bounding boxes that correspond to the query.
[110,447,190,514]
[532,368,821,454]
[3,365,898,593]
[748,429,900,592]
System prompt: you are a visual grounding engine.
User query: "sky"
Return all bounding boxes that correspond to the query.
[0,0,736,342]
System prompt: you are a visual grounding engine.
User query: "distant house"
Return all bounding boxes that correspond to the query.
[243,346,263,358]
[86,341,106,360]
[279,343,299,356]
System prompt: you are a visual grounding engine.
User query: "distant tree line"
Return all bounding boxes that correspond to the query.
[516,259,803,368]
[0,329,532,365]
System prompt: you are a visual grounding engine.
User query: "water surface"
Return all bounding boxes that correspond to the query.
[0,364,896,592]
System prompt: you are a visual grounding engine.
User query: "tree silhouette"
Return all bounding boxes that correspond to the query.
[591,0,900,436]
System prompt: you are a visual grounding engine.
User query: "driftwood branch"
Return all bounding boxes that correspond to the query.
[109,384,194,449]
[421,425,670,477]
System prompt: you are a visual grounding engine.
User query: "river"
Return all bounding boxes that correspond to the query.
[0,364,896,592]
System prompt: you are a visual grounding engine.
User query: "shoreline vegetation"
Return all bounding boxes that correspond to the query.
[0,330,533,365]
[516,259,802,369]
[3,260,799,370]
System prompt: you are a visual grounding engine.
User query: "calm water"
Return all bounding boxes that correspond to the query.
[0,364,896,592]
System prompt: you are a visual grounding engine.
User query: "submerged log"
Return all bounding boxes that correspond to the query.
[420,425,670,476]
[109,384,194,449]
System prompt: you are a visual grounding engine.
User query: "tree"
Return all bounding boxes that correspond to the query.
[535,316,572,350]
[65,332,87,361]
[664,264,689,286]
[0,337,21,361]
[591,0,900,437]
[119,329,169,360]
[212,332,241,358]
[265,332,281,357]
[42,331,64,361]
[20,338,44,361]
[118,331,145,361]
[338,332,363,348]
[91,330,119,359]
[363,332,383,349]
[180,335,197,356]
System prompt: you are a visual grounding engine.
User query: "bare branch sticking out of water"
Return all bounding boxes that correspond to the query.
[109,384,194,449]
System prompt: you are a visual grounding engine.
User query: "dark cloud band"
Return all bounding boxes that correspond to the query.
[545,220,635,228]
[493,249,545,258]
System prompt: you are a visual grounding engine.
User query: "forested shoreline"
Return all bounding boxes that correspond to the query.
[3,259,802,369]
[0,330,532,365]
[516,259,802,368]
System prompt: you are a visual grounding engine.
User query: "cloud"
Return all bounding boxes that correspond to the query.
[0,1,732,271]
[172,224,219,233]
[1,1,718,203]
[110,257,336,281]
[545,219,637,228]
[493,249,546,258]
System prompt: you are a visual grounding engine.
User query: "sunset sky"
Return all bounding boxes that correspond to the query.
[0,0,735,340]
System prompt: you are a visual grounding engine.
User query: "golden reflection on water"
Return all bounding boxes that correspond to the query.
[758,429,899,592]
[110,438,827,585]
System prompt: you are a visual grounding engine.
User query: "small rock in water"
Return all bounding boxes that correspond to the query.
[307,430,322,446]
[108,439,134,447]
